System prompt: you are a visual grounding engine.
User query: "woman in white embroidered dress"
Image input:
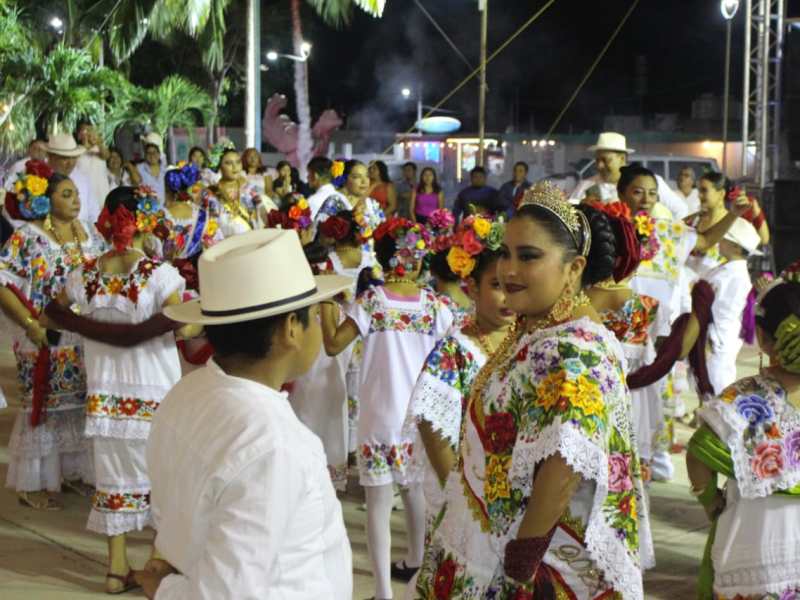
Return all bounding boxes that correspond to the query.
[53,186,195,593]
[161,164,221,261]
[411,183,649,600]
[0,167,106,511]
[322,217,453,600]
[403,216,514,533]
[687,280,800,600]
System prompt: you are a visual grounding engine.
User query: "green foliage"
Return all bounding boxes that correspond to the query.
[104,74,213,141]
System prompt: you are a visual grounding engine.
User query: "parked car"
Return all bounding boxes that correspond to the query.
[544,154,721,195]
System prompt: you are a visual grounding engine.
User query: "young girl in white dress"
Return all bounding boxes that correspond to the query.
[53,187,195,593]
[321,217,453,600]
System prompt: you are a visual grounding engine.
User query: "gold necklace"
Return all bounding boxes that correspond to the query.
[385,276,419,286]
[594,278,630,291]
[463,319,506,356]
[46,218,84,264]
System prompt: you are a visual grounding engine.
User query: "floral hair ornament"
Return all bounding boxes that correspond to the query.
[96,205,137,253]
[755,259,800,316]
[587,201,641,282]
[165,162,201,196]
[133,186,171,241]
[632,212,659,262]
[775,314,800,375]
[445,215,505,278]
[208,138,236,171]
[12,160,53,220]
[267,193,311,231]
[374,216,431,277]
[519,181,591,256]
[331,160,347,188]
[428,208,457,253]
[320,215,353,241]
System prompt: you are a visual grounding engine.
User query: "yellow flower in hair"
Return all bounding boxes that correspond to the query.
[26,175,48,197]
[473,217,491,238]
[14,180,24,194]
[634,214,654,237]
[331,161,345,178]
[297,197,308,210]
[205,218,218,237]
[177,160,187,168]
[416,239,426,250]
[446,246,476,278]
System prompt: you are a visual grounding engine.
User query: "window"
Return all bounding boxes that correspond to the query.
[645,160,665,177]
[668,160,714,181]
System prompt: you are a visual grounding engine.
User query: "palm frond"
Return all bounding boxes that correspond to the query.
[304,0,354,27]
[353,0,386,17]
[107,0,159,65]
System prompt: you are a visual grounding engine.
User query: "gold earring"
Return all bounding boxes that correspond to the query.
[43,214,52,231]
[549,284,575,323]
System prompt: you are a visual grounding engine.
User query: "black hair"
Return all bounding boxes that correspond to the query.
[276,160,292,173]
[371,160,391,184]
[429,251,459,282]
[107,147,124,161]
[755,282,800,339]
[343,159,366,180]
[417,167,442,194]
[470,166,487,176]
[242,148,265,174]
[374,235,398,273]
[103,186,139,215]
[471,249,502,283]
[45,173,73,199]
[206,307,311,359]
[188,146,207,163]
[307,156,333,180]
[215,148,240,173]
[144,143,161,154]
[403,161,417,171]
[699,171,734,196]
[513,161,529,173]
[513,203,617,287]
[617,165,657,198]
[30,138,47,147]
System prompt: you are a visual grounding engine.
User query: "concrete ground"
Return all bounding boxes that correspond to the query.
[0,328,760,599]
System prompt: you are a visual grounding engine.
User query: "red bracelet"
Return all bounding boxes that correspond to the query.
[751,210,766,230]
[503,526,556,583]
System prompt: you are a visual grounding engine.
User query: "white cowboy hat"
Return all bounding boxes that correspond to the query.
[723,217,763,256]
[588,132,635,154]
[141,132,163,152]
[46,133,86,158]
[165,229,352,325]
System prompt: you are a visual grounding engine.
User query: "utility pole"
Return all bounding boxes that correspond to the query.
[478,0,488,167]
[245,0,261,150]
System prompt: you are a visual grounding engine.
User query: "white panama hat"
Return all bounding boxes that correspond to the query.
[46,133,86,158]
[723,217,763,256]
[141,132,163,152]
[165,229,352,325]
[588,132,635,154]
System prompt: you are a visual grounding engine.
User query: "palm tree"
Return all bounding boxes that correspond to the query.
[0,4,38,154]
[104,74,214,159]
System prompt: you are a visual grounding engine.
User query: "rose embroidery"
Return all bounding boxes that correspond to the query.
[751,441,784,480]
[485,412,517,454]
[735,394,774,430]
[608,453,633,492]
[433,558,457,599]
[784,431,800,468]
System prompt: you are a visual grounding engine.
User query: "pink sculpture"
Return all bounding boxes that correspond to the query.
[261,93,343,167]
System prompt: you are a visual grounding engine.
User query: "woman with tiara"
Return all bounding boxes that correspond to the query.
[411,182,648,599]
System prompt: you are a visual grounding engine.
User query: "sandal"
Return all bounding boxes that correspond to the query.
[18,491,62,511]
[63,479,95,497]
[106,570,140,595]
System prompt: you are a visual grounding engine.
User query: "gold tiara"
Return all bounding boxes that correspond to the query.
[519,181,591,256]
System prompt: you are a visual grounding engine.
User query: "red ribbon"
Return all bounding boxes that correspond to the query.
[176,339,214,365]
[5,283,50,426]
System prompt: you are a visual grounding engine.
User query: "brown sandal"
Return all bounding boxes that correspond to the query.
[18,492,62,511]
[105,570,140,595]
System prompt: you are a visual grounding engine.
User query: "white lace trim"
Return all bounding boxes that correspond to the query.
[509,421,644,600]
[86,508,151,536]
[407,372,463,447]
[8,407,88,459]
[86,417,153,440]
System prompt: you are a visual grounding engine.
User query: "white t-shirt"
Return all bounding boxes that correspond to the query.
[76,149,110,213]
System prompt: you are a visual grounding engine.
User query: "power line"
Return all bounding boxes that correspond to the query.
[386,0,558,152]
[412,0,474,71]
[545,0,641,137]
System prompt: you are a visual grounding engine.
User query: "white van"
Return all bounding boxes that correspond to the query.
[574,154,720,188]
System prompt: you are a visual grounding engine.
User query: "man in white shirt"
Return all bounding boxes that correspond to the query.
[306,155,351,222]
[136,229,353,600]
[675,166,700,215]
[3,138,48,190]
[44,133,102,225]
[569,131,688,219]
[75,122,111,211]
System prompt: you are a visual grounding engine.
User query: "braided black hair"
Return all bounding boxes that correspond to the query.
[699,171,734,197]
[756,282,800,339]
[577,204,617,286]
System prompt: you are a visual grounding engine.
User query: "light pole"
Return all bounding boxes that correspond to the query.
[401,86,423,130]
[720,0,740,172]
[478,0,489,167]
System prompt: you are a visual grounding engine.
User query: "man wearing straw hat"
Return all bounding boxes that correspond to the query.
[45,132,103,225]
[135,229,353,599]
[569,131,689,219]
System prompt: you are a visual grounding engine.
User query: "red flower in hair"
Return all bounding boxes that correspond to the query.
[374,216,414,241]
[96,205,137,253]
[4,191,22,221]
[267,209,292,229]
[591,200,631,223]
[25,160,53,180]
[320,216,352,241]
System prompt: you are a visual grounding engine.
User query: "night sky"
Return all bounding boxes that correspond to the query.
[283,0,800,134]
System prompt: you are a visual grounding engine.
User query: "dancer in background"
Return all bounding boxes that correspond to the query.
[0,163,106,510]
[369,160,397,216]
[687,280,800,600]
[52,186,193,593]
[403,215,513,533]
[425,208,474,325]
[410,167,444,225]
[322,217,453,599]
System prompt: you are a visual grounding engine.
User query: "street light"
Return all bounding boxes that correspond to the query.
[266,50,279,62]
[401,86,423,131]
[49,16,63,29]
[300,41,312,58]
[721,0,739,172]
[401,87,411,99]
